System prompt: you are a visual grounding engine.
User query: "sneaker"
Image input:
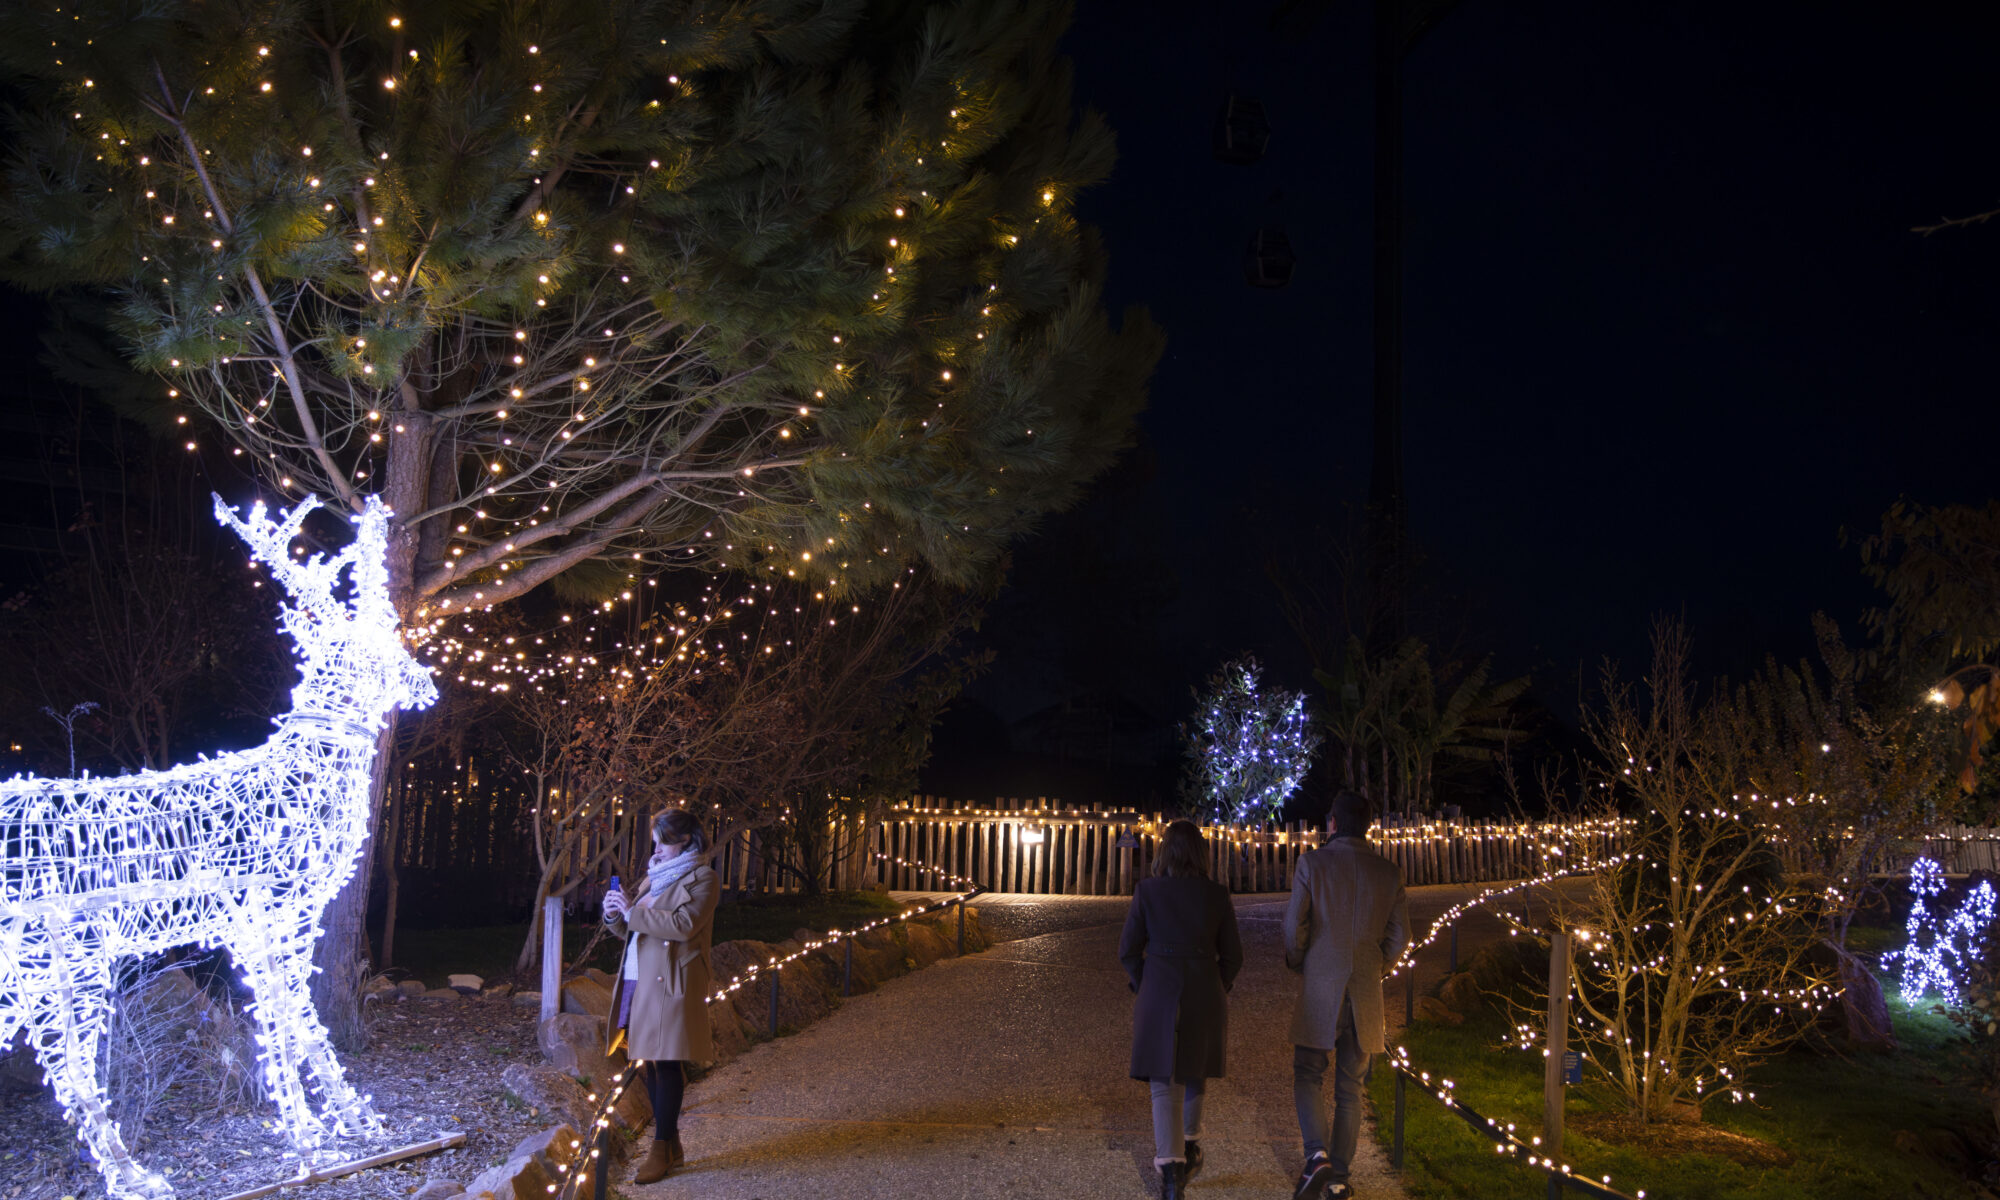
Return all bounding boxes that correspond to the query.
[1293,1154,1334,1200]
[1184,1140,1204,1182]
[1325,1184,1354,1200]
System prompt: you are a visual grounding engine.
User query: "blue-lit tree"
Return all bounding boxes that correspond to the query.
[1183,656,1319,825]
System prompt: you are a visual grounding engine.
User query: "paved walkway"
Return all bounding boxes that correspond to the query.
[628,884,1559,1200]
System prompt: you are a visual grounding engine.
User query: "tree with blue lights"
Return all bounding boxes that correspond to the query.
[1183,656,1319,825]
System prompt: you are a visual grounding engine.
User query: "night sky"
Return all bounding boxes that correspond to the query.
[962,0,2000,737]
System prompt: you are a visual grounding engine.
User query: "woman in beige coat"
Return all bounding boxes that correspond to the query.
[603,808,719,1184]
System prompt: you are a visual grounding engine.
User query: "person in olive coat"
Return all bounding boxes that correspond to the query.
[603,808,719,1185]
[1119,819,1245,1199]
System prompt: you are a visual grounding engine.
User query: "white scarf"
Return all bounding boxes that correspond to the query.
[622,844,701,980]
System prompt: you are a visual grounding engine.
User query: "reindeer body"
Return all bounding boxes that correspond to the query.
[0,496,436,1200]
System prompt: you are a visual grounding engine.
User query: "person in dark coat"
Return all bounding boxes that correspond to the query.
[1119,819,1245,1199]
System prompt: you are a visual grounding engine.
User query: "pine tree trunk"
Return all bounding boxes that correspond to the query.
[312,713,398,1051]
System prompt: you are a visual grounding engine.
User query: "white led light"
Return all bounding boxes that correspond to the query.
[0,494,437,1199]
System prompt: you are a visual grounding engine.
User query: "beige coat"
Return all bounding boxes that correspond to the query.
[603,864,719,1064]
[1282,836,1409,1054]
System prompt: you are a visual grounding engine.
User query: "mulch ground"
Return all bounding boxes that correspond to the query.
[1,993,545,1200]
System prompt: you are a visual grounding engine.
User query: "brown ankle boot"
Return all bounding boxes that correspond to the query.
[633,1138,673,1185]
[665,1132,684,1168]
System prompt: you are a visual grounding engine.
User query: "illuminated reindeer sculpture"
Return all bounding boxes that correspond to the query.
[0,495,436,1200]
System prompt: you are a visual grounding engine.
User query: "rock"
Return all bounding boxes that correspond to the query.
[509,1123,580,1177]
[421,987,461,1001]
[512,990,542,1010]
[501,1064,592,1131]
[1892,1129,1925,1156]
[1439,971,1483,1015]
[538,1013,606,1075]
[1809,939,1896,1051]
[0,1030,45,1095]
[398,979,428,997]
[482,981,516,998]
[365,974,399,995]
[561,976,613,1020]
[904,921,950,969]
[1414,995,1464,1026]
[466,1151,553,1200]
[448,973,484,994]
[411,1182,465,1200]
[583,967,617,990]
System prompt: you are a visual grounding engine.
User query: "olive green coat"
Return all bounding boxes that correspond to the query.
[603,864,719,1064]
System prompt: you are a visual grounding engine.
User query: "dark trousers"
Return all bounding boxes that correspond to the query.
[645,1060,686,1141]
[1294,1000,1369,1178]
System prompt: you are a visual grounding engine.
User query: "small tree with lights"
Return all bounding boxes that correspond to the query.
[1183,655,1319,826]
[1514,624,1839,1124]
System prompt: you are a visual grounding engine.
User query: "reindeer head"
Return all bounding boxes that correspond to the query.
[214,494,439,727]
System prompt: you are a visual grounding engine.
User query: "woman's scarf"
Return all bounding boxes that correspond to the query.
[622,843,702,981]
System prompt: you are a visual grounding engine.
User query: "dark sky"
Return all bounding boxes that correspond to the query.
[987,0,2000,722]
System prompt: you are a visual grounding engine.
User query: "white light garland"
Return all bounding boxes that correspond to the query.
[1885,857,1997,1004]
[0,495,437,1200]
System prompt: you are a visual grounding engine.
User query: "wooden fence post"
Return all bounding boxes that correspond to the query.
[540,896,562,1027]
[1544,930,1571,1162]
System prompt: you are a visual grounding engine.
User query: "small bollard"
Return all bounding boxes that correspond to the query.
[843,935,854,997]
[1392,1069,1405,1167]
[769,967,781,1037]
[593,1121,608,1200]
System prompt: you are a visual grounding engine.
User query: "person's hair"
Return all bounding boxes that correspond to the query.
[1328,791,1374,838]
[653,808,708,856]
[1152,819,1209,879]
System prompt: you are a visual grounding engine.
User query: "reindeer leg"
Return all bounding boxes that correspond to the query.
[223,904,336,1152]
[30,934,172,1200]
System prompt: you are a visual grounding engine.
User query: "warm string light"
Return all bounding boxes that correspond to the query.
[57,19,1067,612]
[545,849,980,1200]
[1380,1047,1644,1200]
[0,496,437,1200]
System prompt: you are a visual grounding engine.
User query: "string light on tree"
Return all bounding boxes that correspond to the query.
[1183,655,1319,824]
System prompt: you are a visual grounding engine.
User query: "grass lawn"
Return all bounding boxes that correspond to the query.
[379,890,907,989]
[1371,958,1982,1200]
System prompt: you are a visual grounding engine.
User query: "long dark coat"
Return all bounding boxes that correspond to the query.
[1119,874,1244,1082]
[603,864,720,1064]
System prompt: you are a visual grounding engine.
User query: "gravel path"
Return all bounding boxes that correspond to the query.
[627,882,1574,1200]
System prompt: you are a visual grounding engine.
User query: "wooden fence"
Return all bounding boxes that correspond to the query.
[1891,824,2000,875]
[863,797,1632,895]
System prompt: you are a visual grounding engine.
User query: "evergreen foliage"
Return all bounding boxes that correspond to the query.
[1182,655,1318,825]
[0,0,1161,619]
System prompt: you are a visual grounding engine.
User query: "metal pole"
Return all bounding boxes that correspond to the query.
[1392,1071,1405,1167]
[592,1124,608,1200]
[769,967,781,1037]
[1449,923,1457,974]
[1405,967,1414,1024]
[957,896,966,955]
[843,936,853,997]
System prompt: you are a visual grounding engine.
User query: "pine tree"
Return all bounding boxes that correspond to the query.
[0,0,1160,1044]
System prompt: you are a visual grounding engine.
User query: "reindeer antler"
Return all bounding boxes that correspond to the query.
[213,494,345,615]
